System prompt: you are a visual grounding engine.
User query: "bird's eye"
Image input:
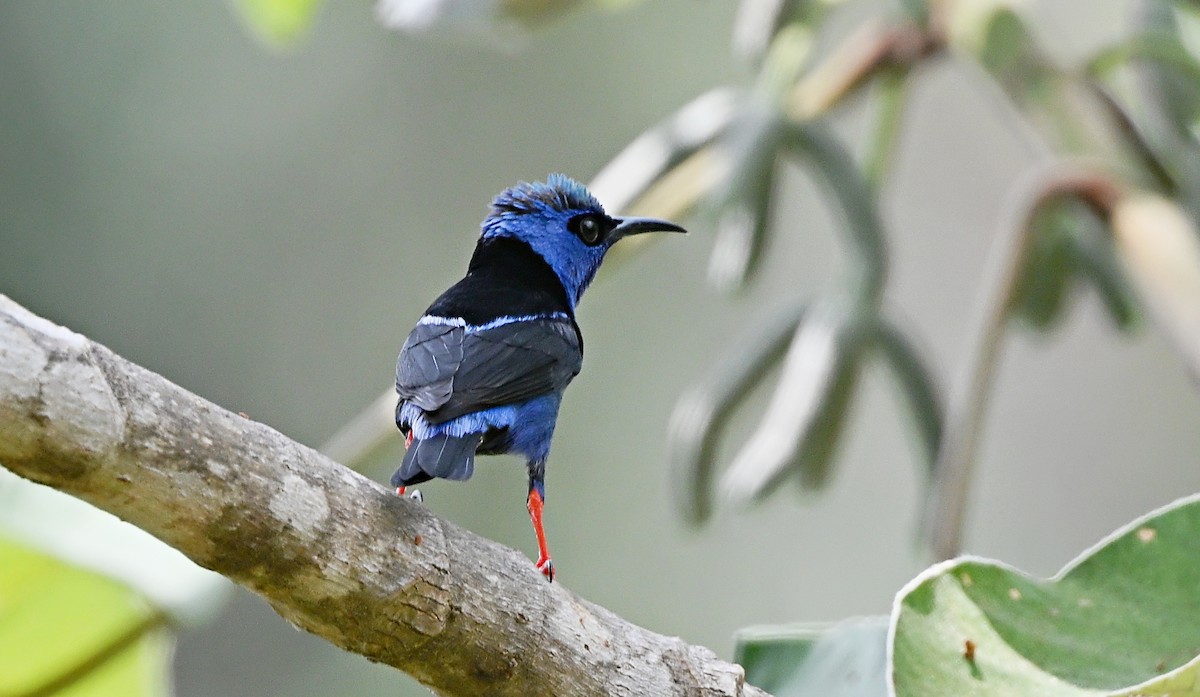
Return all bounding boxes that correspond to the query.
[569,214,604,246]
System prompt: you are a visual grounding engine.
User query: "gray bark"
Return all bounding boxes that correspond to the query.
[0,294,768,697]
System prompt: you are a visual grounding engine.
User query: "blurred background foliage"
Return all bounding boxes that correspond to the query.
[4,0,1200,694]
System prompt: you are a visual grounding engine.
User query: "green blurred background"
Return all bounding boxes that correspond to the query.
[3,1,1199,695]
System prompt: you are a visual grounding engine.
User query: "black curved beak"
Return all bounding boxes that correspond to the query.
[610,216,688,240]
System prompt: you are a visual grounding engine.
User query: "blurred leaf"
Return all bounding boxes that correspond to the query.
[668,303,806,525]
[757,24,816,101]
[962,6,1122,161]
[1089,29,1200,144]
[710,169,777,292]
[870,316,942,477]
[863,68,911,189]
[592,87,740,215]
[1121,4,1200,217]
[0,534,171,697]
[375,0,584,36]
[1064,205,1141,331]
[784,122,888,299]
[0,469,230,627]
[707,102,787,291]
[229,0,324,48]
[1111,193,1200,381]
[732,0,802,64]
[706,122,891,505]
[1171,1,1200,132]
[975,8,1052,106]
[891,493,1200,696]
[789,330,861,491]
[504,0,592,19]
[732,0,846,65]
[719,305,858,505]
[946,0,1034,55]
[895,0,928,25]
[736,617,888,697]
[1010,197,1141,333]
[1010,203,1076,330]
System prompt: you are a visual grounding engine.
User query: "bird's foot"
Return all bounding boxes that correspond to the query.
[535,555,554,583]
[395,486,423,502]
[526,486,553,582]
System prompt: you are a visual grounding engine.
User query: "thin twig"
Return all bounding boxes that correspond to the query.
[787,20,940,122]
[926,164,1121,560]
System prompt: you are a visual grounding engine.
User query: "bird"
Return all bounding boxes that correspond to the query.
[390,174,686,582]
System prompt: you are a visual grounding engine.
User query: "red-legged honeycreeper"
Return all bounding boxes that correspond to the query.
[391,174,686,581]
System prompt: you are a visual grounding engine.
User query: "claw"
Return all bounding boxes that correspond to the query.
[536,556,555,582]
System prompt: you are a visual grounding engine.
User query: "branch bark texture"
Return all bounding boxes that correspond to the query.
[0,295,767,697]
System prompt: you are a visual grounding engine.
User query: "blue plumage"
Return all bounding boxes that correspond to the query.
[391,174,685,581]
[482,174,612,308]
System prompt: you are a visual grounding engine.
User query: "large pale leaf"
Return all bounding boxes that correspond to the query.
[0,534,172,697]
[891,493,1200,696]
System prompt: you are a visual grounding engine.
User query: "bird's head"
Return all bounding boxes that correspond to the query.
[480,173,686,308]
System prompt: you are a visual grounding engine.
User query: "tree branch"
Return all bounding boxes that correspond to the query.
[0,294,767,697]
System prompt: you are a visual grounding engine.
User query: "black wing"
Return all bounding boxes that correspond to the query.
[396,317,582,423]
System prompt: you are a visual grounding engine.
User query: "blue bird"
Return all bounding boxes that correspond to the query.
[391,174,685,581]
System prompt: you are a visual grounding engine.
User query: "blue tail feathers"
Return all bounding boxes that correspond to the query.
[391,433,482,488]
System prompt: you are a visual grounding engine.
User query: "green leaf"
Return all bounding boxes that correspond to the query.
[1009,198,1141,334]
[718,306,859,505]
[0,469,230,627]
[788,325,862,492]
[668,302,807,525]
[784,122,887,300]
[870,316,942,478]
[1065,209,1141,332]
[707,102,786,292]
[1089,29,1200,146]
[891,493,1200,696]
[0,534,172,697]
[1010,203,1077,331]
[229,0,324,48]
[1169,2,1200,138]
[735,617,888,697]
[974,7,1053,107]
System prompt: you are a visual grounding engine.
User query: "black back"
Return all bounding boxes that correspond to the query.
[427,237,574,325]
[395,236,585,425]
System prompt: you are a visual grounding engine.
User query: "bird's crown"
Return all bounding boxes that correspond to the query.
[477,174,613,309]
[487,173,604,220]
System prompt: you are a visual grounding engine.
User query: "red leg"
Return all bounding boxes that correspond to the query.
[526,488,554,582]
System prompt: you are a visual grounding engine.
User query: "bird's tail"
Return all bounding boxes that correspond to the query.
[390,433,481,488]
